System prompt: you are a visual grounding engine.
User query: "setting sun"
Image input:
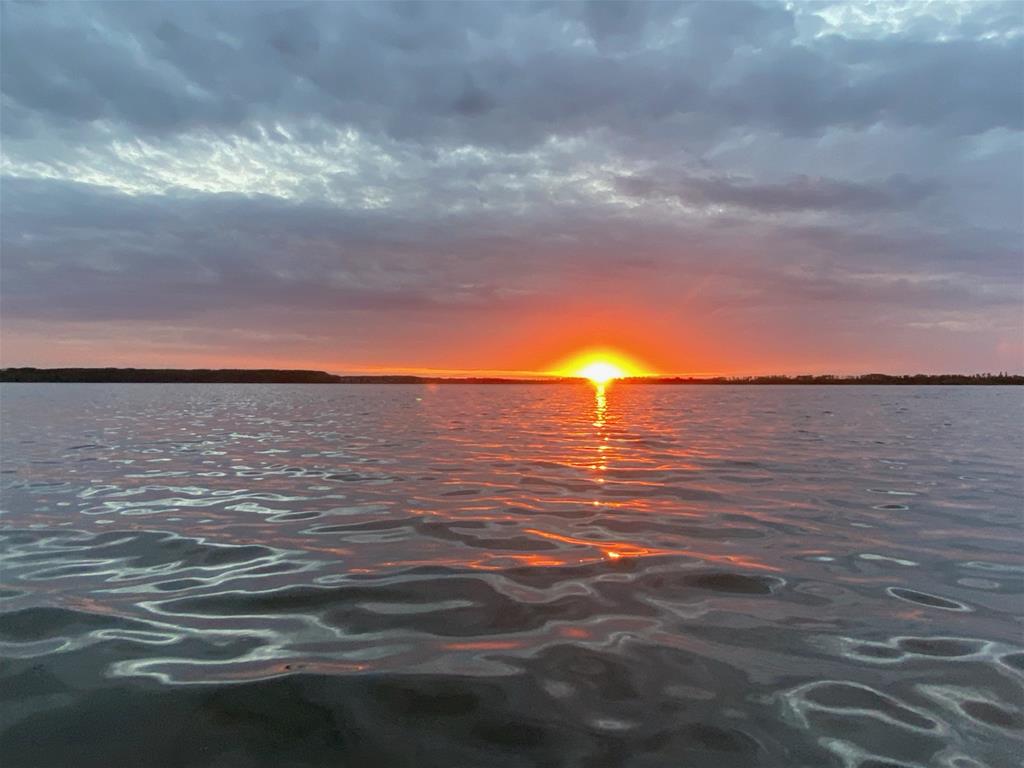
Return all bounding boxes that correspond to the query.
[577,361,625,384]
[549,348,652,382]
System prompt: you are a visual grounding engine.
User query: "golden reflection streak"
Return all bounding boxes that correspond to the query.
[443,640,524,651]
[591,380,610,479]
[593,381,607,428]
[522,527,781,571]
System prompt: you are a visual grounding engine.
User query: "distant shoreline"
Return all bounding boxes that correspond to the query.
[1,368,1021,385]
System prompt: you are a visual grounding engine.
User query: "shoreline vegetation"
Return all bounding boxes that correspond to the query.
[1,368,1021,385]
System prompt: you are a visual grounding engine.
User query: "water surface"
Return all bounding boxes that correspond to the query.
[1,384,1021,766]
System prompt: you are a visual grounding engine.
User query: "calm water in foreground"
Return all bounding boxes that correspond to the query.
[1,384,1021,767]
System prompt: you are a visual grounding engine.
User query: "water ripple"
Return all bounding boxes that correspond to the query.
[1,383,1021,766]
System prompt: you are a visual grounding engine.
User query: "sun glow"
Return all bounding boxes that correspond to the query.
[549,348,652,383]
[577,361,626,384]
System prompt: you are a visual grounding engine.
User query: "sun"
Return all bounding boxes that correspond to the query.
[548,348,652,383]
[577,360,626,384]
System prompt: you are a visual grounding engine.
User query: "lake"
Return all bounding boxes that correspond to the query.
[1,384,1021,767]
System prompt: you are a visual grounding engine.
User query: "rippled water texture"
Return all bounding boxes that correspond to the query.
[1,383,1022,767]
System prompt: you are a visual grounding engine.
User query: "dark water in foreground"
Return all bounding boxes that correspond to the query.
[1,384,1021,767]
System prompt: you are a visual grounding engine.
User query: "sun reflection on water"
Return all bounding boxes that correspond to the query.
[593,381,607,428]
[592,381,609,478]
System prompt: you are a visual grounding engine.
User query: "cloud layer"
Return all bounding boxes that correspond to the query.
[2,1,1022,373]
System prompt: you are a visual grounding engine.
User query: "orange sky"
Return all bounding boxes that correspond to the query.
[4,296,1020,376]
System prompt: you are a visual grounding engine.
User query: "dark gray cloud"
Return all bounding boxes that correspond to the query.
[2,1,1019,145]
[0,1,1021,373]
[615,172,939,213]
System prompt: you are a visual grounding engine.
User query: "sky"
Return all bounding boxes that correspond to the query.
[1,0,1022,376]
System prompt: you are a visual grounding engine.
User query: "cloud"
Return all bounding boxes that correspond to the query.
[2,2,1020,147]
[615,172,939,213]
[0,1,1021,373]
